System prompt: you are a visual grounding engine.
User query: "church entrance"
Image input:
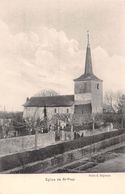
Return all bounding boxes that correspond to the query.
[74,103,92,115]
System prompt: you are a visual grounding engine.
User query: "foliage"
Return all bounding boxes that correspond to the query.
[103,112,122,129]
[33,89,59,97]
[0,111,23,119]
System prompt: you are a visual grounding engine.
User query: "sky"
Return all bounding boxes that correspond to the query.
[0,0,125,111]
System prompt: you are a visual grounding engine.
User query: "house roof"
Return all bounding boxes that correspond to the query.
[23,95,74,107]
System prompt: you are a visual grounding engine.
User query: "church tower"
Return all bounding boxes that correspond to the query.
[74,32,103,117]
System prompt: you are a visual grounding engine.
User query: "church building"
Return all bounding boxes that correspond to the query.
[23,33,103,125]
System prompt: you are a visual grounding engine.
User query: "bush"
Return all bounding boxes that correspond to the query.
[103,113,122,124]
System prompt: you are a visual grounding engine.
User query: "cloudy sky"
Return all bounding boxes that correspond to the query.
[0,0,125,111]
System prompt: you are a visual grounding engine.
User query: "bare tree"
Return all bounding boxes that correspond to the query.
[104,91,123,113]
[34,89,59,97]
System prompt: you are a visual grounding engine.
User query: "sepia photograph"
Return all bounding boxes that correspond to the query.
[0,0,125,177]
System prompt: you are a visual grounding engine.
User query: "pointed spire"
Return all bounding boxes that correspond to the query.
[87,30,90,46]
[84,31,93,75]
[74,32,102,81]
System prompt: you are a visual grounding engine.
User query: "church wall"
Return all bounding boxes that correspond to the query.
[74,93,91,105]
[46,106,74,117]
[74,79,103,116]
[74,104,92,114]
[74,81,91,94]
[91,80,103,114]
[74,81,92,105]
[23,106,74,121]
[23,107,44,120]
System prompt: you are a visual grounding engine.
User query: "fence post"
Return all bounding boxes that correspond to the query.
[22,135,24,151]
[92,115,95,131]
[92,115,95,154]
[35,128,38,149]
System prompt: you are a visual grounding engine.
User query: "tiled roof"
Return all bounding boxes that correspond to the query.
[74,73,102,81]
[23,95,74,107]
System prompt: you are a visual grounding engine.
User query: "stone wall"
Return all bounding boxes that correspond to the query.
[121,95,125,128]
[1,132,125,173]
[21,133,125,173]
[0,131,55,156]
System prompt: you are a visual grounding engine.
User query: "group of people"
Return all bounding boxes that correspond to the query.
[74,131,84,139]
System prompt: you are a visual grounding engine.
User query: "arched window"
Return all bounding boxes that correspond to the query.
[67,108,69,113]
[97,83,99,89]
[54,108,57,113]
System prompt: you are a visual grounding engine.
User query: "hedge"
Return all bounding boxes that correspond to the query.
[0,129,125,172]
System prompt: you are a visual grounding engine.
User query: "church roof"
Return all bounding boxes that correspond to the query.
[74,73,102,81]
[23,95,74,107]
[85,41,93,75]
[74,32,102,82]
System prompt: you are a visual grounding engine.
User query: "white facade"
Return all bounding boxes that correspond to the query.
[23,106,74,121]
[75,93,91,105]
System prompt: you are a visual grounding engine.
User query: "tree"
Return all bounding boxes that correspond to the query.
[34,89,59,97]
[104,91,123,113]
